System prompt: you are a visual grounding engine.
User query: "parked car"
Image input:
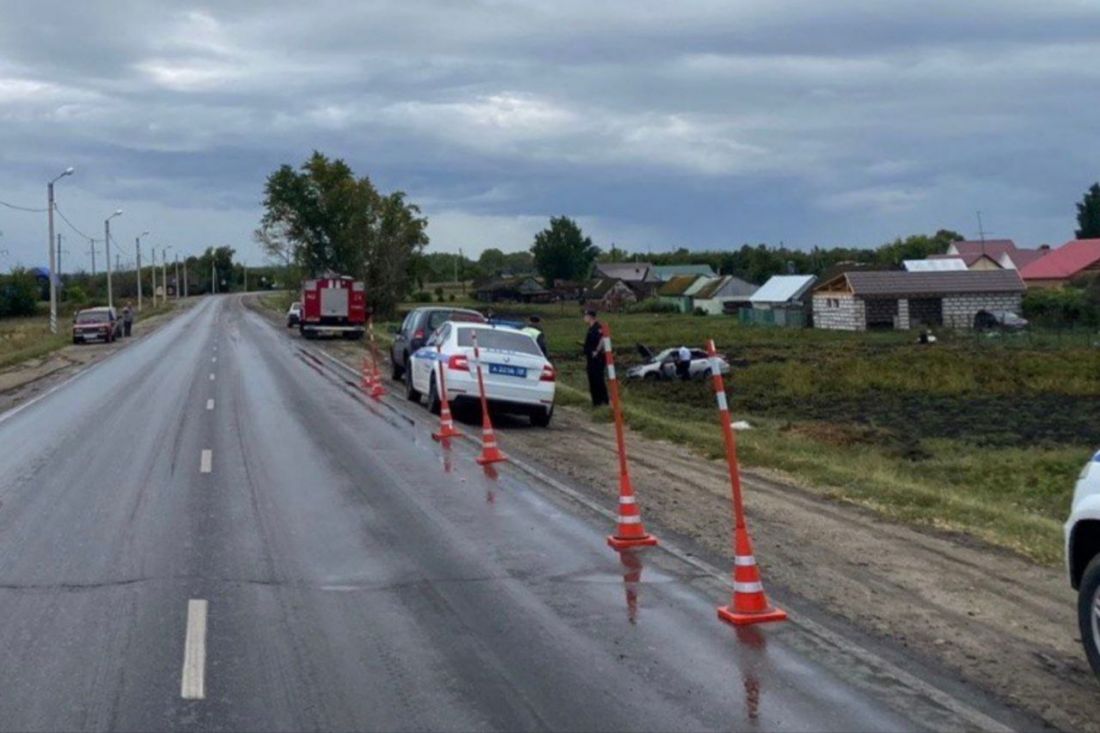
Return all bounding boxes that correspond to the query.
[1066,449,1100,679]
[72,307,122,344]
[390,307,486,379]
[405,322,555,427]
[974,310,1028,331]
[286,301,302,327]
[627,344,730,381]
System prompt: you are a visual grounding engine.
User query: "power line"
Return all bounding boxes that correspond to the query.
[53,204,94,240]
[0,199,47,213]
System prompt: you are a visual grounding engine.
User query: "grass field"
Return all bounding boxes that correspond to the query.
[482,304,1100,563]
[261,290,1100,563]
[0,302,176,371]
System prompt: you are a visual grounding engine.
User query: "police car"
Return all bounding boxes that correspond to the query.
[1066,449,1100,678]
[405,322,555,427]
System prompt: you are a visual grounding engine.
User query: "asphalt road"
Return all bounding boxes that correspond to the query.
[0,295,1019,731]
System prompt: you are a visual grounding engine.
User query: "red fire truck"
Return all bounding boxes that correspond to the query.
[299,275,367,339]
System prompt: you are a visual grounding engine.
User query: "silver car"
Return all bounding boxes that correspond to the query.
[627,345,730,381]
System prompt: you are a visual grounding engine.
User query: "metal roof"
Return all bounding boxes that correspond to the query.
[838,269,1025,296]
[1019,239,1100,280]
[595,262,655,282]
[903,258,968,272]
[651,264,716,281]
[750,275,816,304]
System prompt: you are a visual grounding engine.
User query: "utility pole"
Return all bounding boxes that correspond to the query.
[976,210,987,258]
[57,234,63,281]
[243,265,248,292]
[46,168,73,334]
[104,210,122,311]
[459,247,465,294]
[183,259,188,297]
[162,247,171,301]
[135,235,143,311]
[89,238,98,277]
[212,260,216,295]
[174,255,180,300]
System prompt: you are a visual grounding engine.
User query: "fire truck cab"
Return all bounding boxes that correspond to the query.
[299,275,366,340]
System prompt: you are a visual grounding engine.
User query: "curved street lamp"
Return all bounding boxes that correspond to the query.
[46,167,74,333]
[104,209,122,310]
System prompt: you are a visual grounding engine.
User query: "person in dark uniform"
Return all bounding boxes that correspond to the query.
[582,309,609,406]
[122,303,134,337]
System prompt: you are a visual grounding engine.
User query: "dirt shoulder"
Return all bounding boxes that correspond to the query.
[0,299,197,414]
[248,296,1096,732]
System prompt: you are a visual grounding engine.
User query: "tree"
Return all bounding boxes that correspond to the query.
[1076,183,1100,239]
[530,216,599,284]
[0,268,40,316]
[478,248,507,276]
[261,151,429,316]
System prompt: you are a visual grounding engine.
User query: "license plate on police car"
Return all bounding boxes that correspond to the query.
[489,363,527,378]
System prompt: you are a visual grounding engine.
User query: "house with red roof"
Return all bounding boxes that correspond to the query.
[1018,239,1100,288]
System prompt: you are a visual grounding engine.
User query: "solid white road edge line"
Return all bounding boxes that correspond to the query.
[206,399,214,410]
[180,599,208,700]
[200,449,212,474]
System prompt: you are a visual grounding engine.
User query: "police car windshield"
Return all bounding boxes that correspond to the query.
[457,328,541,356]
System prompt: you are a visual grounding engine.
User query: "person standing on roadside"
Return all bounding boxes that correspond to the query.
[676,344,692,381]
[122,302,134,338]
[582,309,609,406]
[522,315,549,358]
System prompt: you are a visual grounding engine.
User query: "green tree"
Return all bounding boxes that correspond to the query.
[261,151,429,316]
[0,268,40,317]
[530,216,599,284]
[478,248,507,276]
[1076,183,1100,239]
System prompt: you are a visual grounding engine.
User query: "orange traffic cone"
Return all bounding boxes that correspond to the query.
[367,316,387,399]
[360,356,375,390]
[475,408,507,465]
[717,525,787,626]
[368,363,387,399]
[607,472,658,549]
[470,331,506,465]
[432,348,462,441]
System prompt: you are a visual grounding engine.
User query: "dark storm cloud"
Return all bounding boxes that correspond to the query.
[1,0,1098,267]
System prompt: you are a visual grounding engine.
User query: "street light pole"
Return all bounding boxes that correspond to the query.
[104,209,122,311]
[162,246,171,301]
[46,167,73,334]
[136,231,148,311]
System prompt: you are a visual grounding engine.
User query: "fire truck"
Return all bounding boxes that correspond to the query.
[299,275,367,339]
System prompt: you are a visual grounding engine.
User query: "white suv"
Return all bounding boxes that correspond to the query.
[1066,450,1100,678]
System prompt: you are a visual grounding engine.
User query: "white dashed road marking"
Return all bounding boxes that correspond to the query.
[200,450,212,473]
[206,399,214,411]
[211,356,217,363]
[180,599,208,700]
[209,373,215,381]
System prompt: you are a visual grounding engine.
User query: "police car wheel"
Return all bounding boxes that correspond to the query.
[1079,555,1100,678]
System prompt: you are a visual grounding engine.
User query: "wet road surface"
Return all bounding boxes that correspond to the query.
[0,295,1019,731]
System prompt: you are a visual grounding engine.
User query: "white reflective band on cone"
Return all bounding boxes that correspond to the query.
[734,581,764,594]
[618,515,642,524]
[709,357,723,374]
[716,391,729,412]
[602,337,612,352]
[619,496,636,504]
[733,555,757,566]
[607,365,617,380]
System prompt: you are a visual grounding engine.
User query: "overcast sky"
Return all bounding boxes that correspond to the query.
[2,0,1099,269]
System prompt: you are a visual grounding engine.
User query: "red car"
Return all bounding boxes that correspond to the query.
[72,307,122,344]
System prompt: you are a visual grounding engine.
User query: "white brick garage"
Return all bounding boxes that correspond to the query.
[812,270,1025,331]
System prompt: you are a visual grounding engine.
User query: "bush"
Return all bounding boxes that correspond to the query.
[0,269,41,317]
[1022,286,1100,328]
[448,293,456,302]
[65,285,88,308]
[693,306,708,316]
[626,299,678,314]
[412,290,433,303]
[434,286,445,302]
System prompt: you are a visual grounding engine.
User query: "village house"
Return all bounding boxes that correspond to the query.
[650,264,716,282]
[812,269,1025,331]
[656,275,708,313]
[1018,239,1100,288]
[582,278,638,312]
[474,276,549,303]
[691,275,758,315]
[742,275,817,327]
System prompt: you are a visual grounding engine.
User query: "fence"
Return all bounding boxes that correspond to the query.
[738,307,807,329]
